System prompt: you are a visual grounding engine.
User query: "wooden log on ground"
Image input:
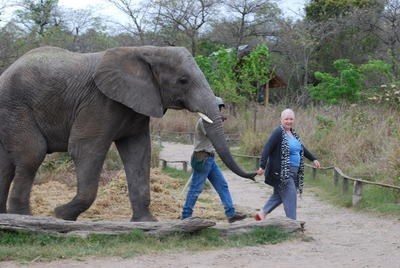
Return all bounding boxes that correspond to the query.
[213,216,305,236]
[0,214,215,237]
[0,214,304,237]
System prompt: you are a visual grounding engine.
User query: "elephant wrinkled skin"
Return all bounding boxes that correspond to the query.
[0,46,255,222]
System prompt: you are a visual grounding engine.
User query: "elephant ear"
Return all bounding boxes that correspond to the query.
[94,47,164,118]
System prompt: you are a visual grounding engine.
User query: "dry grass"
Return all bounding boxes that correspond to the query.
[31,167,225,221]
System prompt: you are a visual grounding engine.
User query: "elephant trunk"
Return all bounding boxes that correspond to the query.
[203,116,256,180]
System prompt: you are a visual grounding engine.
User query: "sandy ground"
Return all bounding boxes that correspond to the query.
[3,142,400,268]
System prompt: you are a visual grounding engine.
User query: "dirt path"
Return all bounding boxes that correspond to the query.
[4,142,400,267]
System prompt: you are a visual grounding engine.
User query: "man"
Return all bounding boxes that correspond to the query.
[181,97,247,223]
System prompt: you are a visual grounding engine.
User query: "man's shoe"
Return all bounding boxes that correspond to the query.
[228,212,247,223]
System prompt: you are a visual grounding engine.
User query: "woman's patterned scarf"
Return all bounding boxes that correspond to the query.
[279,125,305,194]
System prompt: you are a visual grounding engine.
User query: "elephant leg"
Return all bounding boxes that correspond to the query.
[115,130,156,222]
[54,141,110,221]
[0,142,15,213]
[7,136,47,215]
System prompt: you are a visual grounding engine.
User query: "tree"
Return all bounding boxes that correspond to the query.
[0,0,8,23]
[107,0,153,45]
[365,0,400,77]
[237,44,271,103]
[237,44,271,130]
[152,0,220,56]
[271,19,322,103]
[14,0,61,36]
[61,8,102,45]
[305,0,380,22]
[303,0,384,76]
[219,0,279,51]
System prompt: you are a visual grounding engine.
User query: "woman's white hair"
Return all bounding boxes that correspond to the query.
[281,108,295,119]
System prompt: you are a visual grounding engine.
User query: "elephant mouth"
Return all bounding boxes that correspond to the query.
[168,105,184,110]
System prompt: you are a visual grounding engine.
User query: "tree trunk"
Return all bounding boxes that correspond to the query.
[264,83,269,106]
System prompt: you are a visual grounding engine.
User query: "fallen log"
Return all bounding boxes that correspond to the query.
[214,216,305,235]
[0,214,304,237]
[0,214,215,237]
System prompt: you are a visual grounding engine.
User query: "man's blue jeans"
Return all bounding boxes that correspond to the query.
[262,166,299,220]
[182,156,235,219]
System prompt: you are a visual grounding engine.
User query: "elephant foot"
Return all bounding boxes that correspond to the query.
[0,204,6,214]
[131,212,158,222]
[7,206,32,215]
[54,205,80,221]
[8,199,32,215]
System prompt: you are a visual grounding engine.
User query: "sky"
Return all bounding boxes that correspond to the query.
[58,0,307,23]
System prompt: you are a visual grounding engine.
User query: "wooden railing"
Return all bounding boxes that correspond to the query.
[305,164,400,206]
[152,131,240,145]
[231,153,400,206]
[159,159,189,172]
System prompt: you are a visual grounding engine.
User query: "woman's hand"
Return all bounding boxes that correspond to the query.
[256,168,265,176]
[313,160,321,169]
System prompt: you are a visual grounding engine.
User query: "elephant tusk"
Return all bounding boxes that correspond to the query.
[198,112,213,124]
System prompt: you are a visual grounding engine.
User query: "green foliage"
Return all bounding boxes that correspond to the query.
[359,59,392,92]
[305,0,381,22]
[197,40,224,57]
[195,48,243,105]
[237,44,271,102]
[309,58,400,108]
[195,44,271,105]
[309,59,362,104]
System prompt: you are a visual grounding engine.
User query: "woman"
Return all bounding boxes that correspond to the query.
[256,108,320,220]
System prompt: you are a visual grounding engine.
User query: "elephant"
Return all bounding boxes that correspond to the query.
[0,46,256,222]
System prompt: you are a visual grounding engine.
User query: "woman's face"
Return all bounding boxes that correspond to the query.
[281,111,295,131]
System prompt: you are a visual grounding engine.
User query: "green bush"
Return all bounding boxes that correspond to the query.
[308,59,361,104]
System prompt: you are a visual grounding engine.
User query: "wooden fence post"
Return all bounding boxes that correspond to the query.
[342,178,349,194]
[158,130,162,146]
[255,157,260,169]
[352,181,363,206]
[333,169,339,187]
[161,159,167,169]
[182,161,188,172]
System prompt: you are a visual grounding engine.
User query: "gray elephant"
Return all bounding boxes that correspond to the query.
[0,46,255,222]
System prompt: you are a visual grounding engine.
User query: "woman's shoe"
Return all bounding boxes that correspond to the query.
[255,211,266,221]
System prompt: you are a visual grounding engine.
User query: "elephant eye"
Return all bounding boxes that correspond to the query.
[178,77,189,85]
